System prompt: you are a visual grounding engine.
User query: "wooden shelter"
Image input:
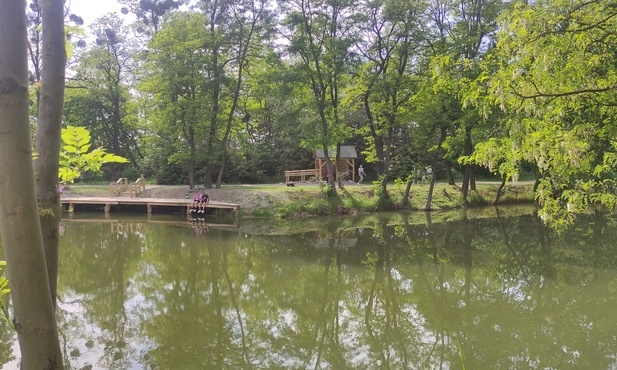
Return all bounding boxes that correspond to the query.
[314,146,358,182]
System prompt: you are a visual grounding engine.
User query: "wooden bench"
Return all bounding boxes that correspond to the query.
[284,169,317,183]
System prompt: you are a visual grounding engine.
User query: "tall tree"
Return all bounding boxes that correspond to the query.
[481,0,617,227]
[278,0,355,194]
[234,51,313,182]
[419,0,502,205]
[414,0,459,210]
[141,12,209,189]
[66,15,142,172]
[214,0,273,188]
[349,0,424,199]
[197,0,229,188]
[0,0,63,367]
[33,0,66,307]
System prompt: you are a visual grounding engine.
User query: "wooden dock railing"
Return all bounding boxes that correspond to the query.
[109,178,128,196]
[109,175,146,197]
[284,169,317,183]
[129,176,146,197]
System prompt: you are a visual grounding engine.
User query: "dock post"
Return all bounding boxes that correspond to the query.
[147,205,152,215]
[104,204,111,213]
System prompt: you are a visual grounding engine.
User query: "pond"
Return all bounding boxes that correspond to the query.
[2,206,617,369]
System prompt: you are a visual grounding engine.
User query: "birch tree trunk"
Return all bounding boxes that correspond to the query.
[34,0,66,307]
[0,0,63,368]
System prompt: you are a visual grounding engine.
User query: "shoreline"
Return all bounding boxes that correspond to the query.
[62,182,536,218]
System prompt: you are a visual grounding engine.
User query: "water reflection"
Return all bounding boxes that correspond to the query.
[1,209,617,369]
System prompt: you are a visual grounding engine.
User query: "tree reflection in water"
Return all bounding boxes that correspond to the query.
[2,209,617,369]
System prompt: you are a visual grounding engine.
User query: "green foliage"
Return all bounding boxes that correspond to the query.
[43,0,617,231]
[64,15,141,181]
[462,137,521,182]
[374,175,395,210]
[64,24,86,60]
[59,126,128,183]
[280,0,354,184]
[478,0,617,228]
[0,262,13,329]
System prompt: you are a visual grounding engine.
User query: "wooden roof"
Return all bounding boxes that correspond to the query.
[314,146,358,159]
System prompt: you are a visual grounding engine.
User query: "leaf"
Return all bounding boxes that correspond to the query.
[59,126,127,183]
[79,143,91,153]
[102,153,128,164]
[62,144,79,154]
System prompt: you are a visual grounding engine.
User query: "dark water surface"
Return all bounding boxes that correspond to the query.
[2,207,617,369]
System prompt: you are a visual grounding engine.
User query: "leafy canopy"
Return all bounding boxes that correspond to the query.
[59,126,128,183]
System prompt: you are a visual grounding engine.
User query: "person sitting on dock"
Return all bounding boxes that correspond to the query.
[190,192,202,213]
[190,192,210,214]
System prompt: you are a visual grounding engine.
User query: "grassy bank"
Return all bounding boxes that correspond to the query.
[277,181,534,218]
[65,181,536,218]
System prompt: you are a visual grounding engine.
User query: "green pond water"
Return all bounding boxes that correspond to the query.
[2,206,617,369]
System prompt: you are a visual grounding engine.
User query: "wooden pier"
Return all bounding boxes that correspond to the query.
[61,196,239,216]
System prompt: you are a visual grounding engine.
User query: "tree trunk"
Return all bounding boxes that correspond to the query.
[188,159,195,190]
[0,1,63,367]
[444,160,456,185]
[462,166,471,205]
[493,177,507,205]
[179,109,196,190]
[216,4,263,189]
[336,144,344,189]
[424,170,438,211]
[533,166,541,193]
[425,125,447,211]
[400,175,413,209]
[318,146,337,194]
[203,10,221,189]
[379,173,389,200]
[215,67,242,189]
[188,129,195,190]
[461,126,473,205]
[34,0,66,307]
